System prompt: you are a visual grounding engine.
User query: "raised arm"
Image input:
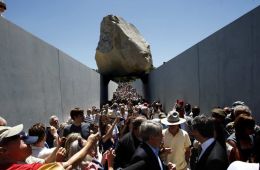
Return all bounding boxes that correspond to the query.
[61,133,100,168]
[102,117,120,143]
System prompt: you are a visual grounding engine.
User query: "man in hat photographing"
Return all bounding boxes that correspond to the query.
[0,124,100,170]
[161,110,191,170]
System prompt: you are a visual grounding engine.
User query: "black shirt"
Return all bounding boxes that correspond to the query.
[63,123,90,140]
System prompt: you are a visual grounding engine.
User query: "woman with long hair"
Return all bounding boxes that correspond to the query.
[99,114,120,154]
[227,114,255,163]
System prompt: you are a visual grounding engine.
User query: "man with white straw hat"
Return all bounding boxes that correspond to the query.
[161,110,191,170]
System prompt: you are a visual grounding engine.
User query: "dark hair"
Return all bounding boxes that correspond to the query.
[28,123,46,143]
[253,129,260,162]
[234,114,255,134]
[184,103,191,112]
[192,106,200,117]
[192,115,214,138]
[70,108,84,120]
[132,116,146,130]
[99,114,108,136]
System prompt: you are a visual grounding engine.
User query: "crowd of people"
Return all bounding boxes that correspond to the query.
[0,82,260,170]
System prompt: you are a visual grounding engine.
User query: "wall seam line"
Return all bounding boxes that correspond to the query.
[197,44,201,106]
[57,50,64,120]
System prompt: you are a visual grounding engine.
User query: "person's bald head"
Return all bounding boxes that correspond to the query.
[49,115,59,128]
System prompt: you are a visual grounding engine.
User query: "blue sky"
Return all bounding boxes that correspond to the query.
[3,0,260,69]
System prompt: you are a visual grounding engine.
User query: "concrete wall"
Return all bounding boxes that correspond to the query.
[0,17,115,129]
[133,6,260,122]
[108,81,118,101]
[58,52,101,121]
[132,79,144,98]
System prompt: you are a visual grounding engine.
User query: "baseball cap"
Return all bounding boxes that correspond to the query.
[0,124,38,144]
[20,131,39,144]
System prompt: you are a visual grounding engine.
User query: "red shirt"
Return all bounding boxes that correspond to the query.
[1,163,43,170]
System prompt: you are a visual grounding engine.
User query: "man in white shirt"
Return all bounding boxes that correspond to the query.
[161,110,191,170]
[28,123,57,160]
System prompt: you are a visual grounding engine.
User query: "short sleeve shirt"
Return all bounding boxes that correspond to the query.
[63,123,90,140]
[163,128,191,170]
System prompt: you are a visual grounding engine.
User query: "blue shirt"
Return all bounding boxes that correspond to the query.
[147,143,163,170]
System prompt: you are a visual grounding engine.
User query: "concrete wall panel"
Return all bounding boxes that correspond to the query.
[218,12,253,105]
[0,18,62,129]
[251,8,260,121]
[108,81,118,101]
[59,51,101,119]
[0,17,103,129]
[198,32,224,113]
[147,46,199,112]
[132,79,143,97]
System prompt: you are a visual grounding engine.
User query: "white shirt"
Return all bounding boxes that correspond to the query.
[31,145,56,159]
[227,161,259,170]
[199,138,215,160]
[25,155,45,164]
[112,125,119,136]
[163,128,191,170]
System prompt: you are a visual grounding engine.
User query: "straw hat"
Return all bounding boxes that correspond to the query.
[161,110,186,125]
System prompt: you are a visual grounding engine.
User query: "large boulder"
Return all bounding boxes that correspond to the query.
[95,15,153,77]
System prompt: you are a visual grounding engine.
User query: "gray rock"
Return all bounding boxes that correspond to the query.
[95,15,153,77]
